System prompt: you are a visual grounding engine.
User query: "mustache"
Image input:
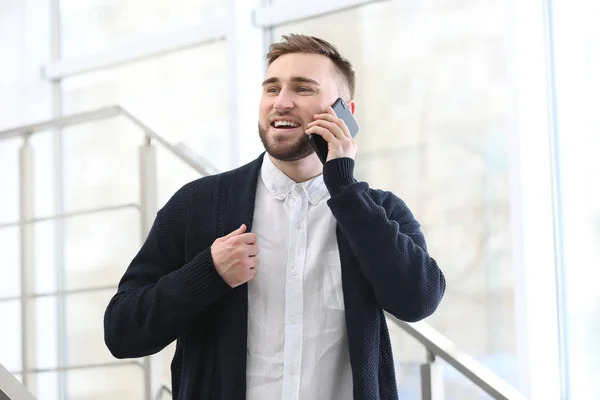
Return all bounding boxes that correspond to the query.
[269,111,301,119]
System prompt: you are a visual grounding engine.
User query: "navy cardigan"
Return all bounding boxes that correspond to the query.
[104,154,445,399]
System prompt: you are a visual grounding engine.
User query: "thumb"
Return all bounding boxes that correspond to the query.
[219,224,246,241]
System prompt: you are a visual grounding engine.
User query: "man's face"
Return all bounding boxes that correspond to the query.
[258,53,343,162]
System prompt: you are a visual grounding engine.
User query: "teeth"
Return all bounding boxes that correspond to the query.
[274,120,300,128]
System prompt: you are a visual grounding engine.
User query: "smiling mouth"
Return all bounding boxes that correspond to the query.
[271,120,301,130]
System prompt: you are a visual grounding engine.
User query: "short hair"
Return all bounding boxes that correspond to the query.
[266,34,356,99]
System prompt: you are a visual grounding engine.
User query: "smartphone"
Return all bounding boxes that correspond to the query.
[308,98,360,165]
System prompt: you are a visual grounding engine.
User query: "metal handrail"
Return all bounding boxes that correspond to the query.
[0,105,219,177]
[9,360,143,376]
[388,315,529,399]
[0,362,36,400]
[0,203,140,230]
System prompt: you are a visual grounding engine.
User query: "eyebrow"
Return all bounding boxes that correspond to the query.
[261,76,321,87]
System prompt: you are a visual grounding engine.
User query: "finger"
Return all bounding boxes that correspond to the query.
[247,244,260,257]
[220,224,246,241]
[314,110,339,122]
[238,232,258,245]
[313,112,351,138]
[305,126,337,143]
[306,119,345,140]
[247,267,258,281]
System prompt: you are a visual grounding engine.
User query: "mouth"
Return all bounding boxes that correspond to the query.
[270,119,302,131]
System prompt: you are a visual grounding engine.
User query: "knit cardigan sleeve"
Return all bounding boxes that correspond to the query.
[103,180,232,359]
[323,158,446,322]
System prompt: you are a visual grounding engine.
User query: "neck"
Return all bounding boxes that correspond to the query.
[269,153,323,183]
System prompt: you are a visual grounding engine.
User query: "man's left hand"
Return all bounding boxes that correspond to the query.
[305,106,357,162]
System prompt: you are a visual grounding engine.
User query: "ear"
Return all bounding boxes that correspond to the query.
[346,100,356,116]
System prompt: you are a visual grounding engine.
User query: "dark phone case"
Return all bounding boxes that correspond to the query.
[308,98,359,165]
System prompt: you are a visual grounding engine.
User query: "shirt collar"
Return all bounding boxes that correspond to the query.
[259,154,329,205]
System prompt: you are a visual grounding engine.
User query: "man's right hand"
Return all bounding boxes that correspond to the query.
[211,224,260,288]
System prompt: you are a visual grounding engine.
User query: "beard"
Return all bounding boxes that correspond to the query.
[258,121,315,162]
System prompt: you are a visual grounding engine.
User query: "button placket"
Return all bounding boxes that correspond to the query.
[281,185,305,400]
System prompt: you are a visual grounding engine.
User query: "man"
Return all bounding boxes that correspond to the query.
[104,34,445,400]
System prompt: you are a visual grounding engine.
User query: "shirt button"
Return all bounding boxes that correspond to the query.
[290,316,297,324]
[296,223,301,229]
[292,269,298,276]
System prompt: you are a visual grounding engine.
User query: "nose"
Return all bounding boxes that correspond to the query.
[273,90,294,112]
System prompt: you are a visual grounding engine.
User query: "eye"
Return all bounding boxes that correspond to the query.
[265,86,280,93]
[297,87,312,92]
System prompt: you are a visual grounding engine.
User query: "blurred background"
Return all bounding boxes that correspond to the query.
[0,0,598,399]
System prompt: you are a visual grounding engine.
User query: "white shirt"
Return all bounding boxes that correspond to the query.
[246,155,353,400]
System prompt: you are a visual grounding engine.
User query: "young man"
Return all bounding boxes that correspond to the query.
[104,34,445,400]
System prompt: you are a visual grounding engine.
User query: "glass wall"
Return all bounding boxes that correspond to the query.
[53,6,229,399]
[61,42,230,173]
[59,0,225,58]
[0,0,229,398]
[271,1,515,396]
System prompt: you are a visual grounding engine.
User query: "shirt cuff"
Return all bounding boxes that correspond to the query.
[323,157,356,196]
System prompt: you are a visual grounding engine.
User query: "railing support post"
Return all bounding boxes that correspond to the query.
[139,137,164,400]
[19,135,37,396]
[421,351,445,400]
